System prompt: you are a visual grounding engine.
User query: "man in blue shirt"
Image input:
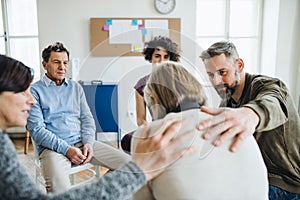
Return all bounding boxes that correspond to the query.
[27,42,131,193]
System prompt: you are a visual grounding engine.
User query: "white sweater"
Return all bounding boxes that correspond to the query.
[131,109,268,200]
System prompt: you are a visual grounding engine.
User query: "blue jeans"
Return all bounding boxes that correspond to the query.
[269,185,300,200]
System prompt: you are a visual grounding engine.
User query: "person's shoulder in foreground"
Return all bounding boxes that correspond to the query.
[0,131,146,200]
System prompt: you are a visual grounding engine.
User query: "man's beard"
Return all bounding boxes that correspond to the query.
[215,71,240,106]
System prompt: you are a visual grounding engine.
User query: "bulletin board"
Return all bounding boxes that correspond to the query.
[90,18,181,57]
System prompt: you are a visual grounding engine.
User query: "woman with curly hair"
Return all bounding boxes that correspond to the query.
[135,36,180,126]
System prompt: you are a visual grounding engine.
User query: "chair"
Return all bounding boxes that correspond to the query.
[81,83,121,148]
[31,137,101,189]
[6,127,30,154]
[25,130,30,154]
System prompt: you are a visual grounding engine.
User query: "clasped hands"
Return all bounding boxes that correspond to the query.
[66,143,93,165]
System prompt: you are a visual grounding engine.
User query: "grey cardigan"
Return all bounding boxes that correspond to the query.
[0,131,146,200]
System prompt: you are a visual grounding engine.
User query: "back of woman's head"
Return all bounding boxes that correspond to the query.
[0,55,33,94]
[144,62,207,120]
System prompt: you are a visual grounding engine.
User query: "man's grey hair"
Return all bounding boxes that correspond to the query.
[200,41,239,62]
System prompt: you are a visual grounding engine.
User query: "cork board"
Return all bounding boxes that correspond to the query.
[90,18,181,57]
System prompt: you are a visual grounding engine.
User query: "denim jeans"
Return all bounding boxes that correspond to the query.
[269,185,300,200]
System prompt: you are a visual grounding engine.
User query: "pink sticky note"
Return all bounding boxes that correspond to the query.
[103,24,109,31]
[138,24,144,30]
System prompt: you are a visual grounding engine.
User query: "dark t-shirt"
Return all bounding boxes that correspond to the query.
[134,74,150,97]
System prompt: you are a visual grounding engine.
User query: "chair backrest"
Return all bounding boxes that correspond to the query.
[6,126,29,154]
[30,137,100,188]
[81,83,121,147]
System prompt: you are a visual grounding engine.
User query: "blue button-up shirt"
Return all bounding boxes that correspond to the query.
[27,75,96,155]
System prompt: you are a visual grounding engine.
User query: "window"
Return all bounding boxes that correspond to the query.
[0,2,5,53]
[0,0,40,82]
[196,0,263,73]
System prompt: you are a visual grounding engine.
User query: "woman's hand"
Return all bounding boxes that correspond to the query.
[132,118,195,181]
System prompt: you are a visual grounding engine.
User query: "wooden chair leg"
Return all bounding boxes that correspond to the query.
[24,130,30,154]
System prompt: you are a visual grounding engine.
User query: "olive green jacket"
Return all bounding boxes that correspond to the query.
[227,73,300,194]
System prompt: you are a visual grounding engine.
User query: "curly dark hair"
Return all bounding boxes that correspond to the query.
[143,36,180,62]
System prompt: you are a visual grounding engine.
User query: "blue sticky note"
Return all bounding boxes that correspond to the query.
[132,19,138,26]
[141,28,147,35]
[106,19,112,25]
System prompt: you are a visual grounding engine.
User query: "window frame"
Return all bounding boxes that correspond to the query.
[0,0,40,81]
[196,0,264,73]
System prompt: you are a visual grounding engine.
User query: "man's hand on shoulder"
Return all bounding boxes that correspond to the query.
[197,106,259,152]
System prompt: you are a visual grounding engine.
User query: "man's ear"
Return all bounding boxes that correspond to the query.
[237,58,244,72]
[42,61,47,69]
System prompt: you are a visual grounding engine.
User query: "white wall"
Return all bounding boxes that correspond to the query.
[274,0,300,106]
[37,0,198,136]
[260,0,300,108]
[37,0,300,138]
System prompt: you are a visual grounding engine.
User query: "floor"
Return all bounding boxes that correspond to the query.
[11,136,35,176]
[11,136,109,193]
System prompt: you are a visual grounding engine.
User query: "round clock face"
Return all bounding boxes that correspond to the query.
[154,0,176,14]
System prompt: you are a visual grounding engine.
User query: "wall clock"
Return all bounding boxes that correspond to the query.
[154,0,176,14]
